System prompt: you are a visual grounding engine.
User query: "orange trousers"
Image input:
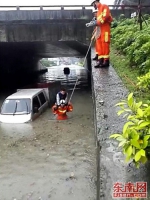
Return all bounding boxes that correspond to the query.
[97,36,110,60]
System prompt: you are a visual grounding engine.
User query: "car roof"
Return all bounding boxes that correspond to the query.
[6,89,44,99]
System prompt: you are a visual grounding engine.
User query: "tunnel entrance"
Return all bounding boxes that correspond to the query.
[39,57,90,90]
[0,40,90,92]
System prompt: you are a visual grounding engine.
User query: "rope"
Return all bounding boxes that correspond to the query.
[68,39,93,102]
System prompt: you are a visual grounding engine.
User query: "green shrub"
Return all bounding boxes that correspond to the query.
[110,93,150,168]
[137,71,150,91]
[111,16,150,74]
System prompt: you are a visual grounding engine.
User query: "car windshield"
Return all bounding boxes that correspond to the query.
[1,99,31,115]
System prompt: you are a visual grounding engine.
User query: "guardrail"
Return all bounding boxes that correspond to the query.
[0,4,149,11]
[0,5,92,11]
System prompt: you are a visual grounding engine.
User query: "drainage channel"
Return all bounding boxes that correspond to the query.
[0,89,97,200]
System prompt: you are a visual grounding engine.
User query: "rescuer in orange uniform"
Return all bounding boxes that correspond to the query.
[52,100,73,120]
[91,8,99,61]
[86,0,113,68]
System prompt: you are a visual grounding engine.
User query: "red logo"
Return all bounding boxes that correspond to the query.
[113,182,147,198]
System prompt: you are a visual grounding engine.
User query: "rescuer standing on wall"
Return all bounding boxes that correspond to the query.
[86,0,113,68]
[91,8,100,61]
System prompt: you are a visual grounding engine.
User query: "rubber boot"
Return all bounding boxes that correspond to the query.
[101,59,110,67]
[94,58,104,68]
[92,54,98,61]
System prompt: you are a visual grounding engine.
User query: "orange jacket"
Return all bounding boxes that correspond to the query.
[52,104,73,116]
[96,3,113,37]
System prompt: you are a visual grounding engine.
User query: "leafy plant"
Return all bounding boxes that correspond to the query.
[137,71,150,91]
[111,15,150,74]
[110,93,150,168]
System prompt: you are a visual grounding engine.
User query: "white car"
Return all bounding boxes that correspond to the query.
[0,88,49,123]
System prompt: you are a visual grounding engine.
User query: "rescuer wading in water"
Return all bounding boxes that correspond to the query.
[52,100,73,120]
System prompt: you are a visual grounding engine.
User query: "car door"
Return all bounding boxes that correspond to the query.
[32,95,41,121]
[38,92,48,112]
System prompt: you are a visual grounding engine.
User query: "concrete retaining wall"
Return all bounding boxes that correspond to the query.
[91,50,150,199]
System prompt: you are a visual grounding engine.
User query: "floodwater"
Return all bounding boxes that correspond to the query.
[0,65,96,200]
[41,64,88,87]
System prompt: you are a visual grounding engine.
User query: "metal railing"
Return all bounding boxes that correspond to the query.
[0,5,92,11]
[0,4,149,11]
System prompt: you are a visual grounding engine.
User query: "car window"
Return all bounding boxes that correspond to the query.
[1,99,31,115]
[38,92,46,105]
[33,96,41,110]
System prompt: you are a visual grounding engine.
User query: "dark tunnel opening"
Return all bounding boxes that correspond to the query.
[0,41,91,92]
[0,42,43,92]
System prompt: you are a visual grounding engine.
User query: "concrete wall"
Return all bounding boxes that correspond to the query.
[0,9,93,43]
[0,9,92,21]
[0,8,149,42]
[0,20,92,44]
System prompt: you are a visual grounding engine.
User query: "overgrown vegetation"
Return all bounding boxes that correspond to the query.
[110,15,150,168]
[110,14,150,102]
[111,15,150,74]
[137,71,150,91]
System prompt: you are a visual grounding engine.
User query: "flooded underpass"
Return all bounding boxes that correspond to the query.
[0,64,97,200]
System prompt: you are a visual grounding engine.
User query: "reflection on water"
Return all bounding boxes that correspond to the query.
[40,64,88,87]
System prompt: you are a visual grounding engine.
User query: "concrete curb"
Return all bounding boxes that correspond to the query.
[91,54,150,199]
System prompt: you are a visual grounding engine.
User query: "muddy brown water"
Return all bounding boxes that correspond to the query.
[0,89,96,200]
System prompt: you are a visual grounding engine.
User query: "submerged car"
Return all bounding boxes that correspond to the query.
[0,88,49,123]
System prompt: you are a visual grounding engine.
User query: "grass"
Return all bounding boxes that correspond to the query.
[110,46,150,103]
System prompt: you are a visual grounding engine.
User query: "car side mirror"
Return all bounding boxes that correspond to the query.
[33,107,39,113]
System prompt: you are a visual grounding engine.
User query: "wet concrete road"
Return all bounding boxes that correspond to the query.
[0,89,96,200]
